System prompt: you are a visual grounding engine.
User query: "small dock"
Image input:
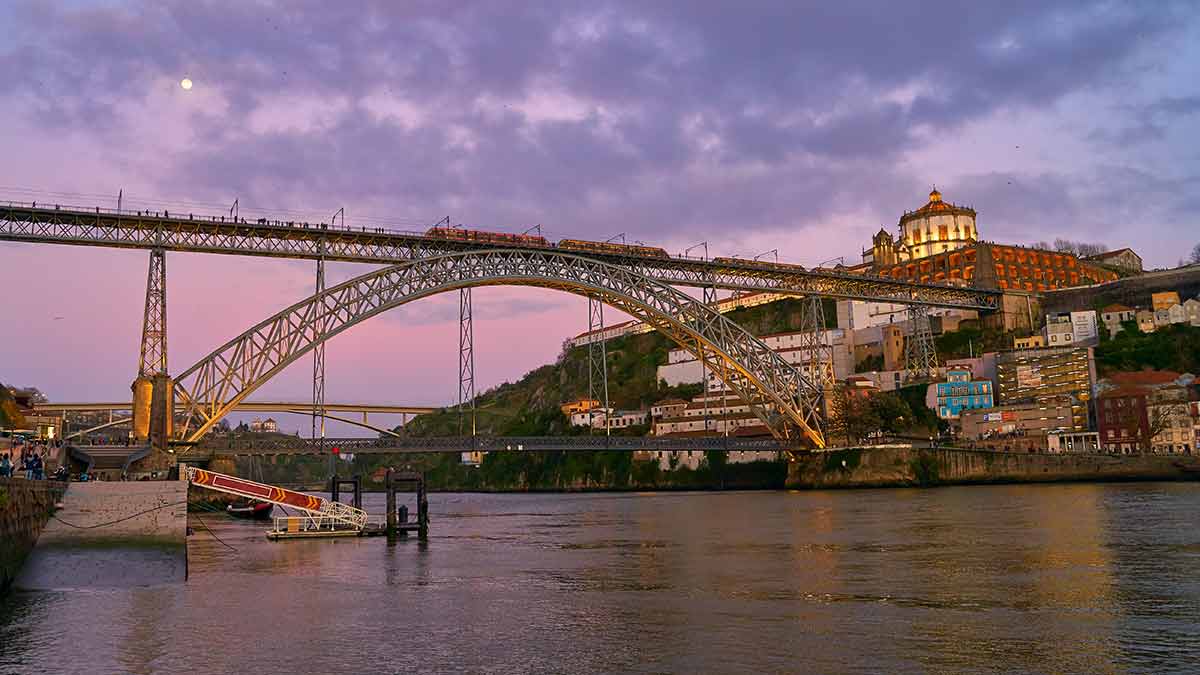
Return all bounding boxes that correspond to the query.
[262,469,428,541]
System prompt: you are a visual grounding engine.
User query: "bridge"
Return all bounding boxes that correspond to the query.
[35,401,437,415]
[40,401,437,440]
[182,435,786,460]
[2,197,1002,460]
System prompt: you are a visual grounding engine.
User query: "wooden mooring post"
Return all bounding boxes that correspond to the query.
[330,474,363,510]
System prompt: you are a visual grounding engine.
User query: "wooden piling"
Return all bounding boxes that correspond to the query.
[385,469,396,536]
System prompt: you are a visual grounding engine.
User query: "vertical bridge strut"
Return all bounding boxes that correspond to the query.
[587,297,610,435]
[904,304,940,383]
[138,248,168,377]
[313,256,327,469]
[134,247,171,446]
[458,287,476,436]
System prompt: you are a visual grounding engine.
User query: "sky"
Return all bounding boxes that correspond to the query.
[2,1,1200,435]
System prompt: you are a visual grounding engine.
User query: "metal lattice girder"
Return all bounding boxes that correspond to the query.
[458,287,476,435]
[312,257,327,457]
[138,248,168,376]
[799,296,834,389]
[172,249,826,447]
[0,204,999,310]
[904,305,940,382]
[586,297,610,434]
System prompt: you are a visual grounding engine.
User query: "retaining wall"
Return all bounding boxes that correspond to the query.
[0,478,66,595]
[787,447,1200,489]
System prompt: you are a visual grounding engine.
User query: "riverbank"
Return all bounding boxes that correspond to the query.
[787,446,1200,489]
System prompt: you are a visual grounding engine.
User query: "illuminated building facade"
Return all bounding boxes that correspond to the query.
[862,190,1119,292]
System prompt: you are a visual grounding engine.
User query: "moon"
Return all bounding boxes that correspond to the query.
[180,78,193,91]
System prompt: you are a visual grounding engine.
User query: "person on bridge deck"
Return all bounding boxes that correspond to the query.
[0,453,11,478]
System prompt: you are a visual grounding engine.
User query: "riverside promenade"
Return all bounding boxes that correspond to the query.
[14,481,188,591]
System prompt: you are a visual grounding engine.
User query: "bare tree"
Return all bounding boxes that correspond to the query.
[1053,238,1108,258]
[1053,238,1077,255]
[1190,242,1200,265]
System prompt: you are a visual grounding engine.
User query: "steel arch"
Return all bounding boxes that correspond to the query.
[172,249,825,447]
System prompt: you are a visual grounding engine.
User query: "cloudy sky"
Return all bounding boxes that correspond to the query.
[2,1,1199,433]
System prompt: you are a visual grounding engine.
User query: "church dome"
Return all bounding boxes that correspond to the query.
[900,188,976,224]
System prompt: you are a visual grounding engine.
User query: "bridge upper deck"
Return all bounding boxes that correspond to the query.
[0,202,1000,310]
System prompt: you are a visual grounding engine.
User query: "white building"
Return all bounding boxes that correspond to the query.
[1043,311,1098,346]
[570,408,647,430]
[249,417,279,433]
[1185,298,1200,326]
[656,328,853,389]
[643,448,782,472]
[564,291,787,349]
[835,299,978,332]
[650,399,688,418]
[1046,431,1101,454]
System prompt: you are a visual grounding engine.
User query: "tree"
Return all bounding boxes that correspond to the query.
[826,386,884,445]
[1190,242,1200,265]
[0,385,25,429]
[1053,238,1108,258]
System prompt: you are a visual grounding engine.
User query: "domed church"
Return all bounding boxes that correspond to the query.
[867,189,977,265]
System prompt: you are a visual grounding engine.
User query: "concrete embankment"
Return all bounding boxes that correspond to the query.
[0,478,66,594]
[787,446,1200,489]
[14,481,188,591]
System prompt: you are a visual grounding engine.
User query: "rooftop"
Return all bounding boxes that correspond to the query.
[899,189,976,224]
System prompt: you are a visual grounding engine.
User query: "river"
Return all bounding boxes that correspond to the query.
[3,483,1199,674]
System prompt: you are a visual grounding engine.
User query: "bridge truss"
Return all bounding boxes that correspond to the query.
[171,249,827,447]
[0,203,998,309]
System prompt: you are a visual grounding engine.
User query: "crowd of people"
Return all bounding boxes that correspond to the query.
[1,442,71,481]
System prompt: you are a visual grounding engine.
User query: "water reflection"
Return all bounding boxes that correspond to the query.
[2,485,1199,673]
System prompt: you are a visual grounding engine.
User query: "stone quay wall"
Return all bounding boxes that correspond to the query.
[787,446,1200,489]
[0,478,66,594]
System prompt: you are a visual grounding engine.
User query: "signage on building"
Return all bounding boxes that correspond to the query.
[1015,365,1042,388]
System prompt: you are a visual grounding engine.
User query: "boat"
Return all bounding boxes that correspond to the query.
[226,500,274,520]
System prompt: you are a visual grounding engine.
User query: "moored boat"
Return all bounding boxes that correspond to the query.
[227,500,274,520]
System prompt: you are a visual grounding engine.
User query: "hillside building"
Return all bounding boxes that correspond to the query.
[1043,310,1098,347]
[1013,335,1045,349]
[1152,291,1181,311]
[862,190,1119,292]
[1100,304,1136,337]
[1083,248,1143,274]
[656,328,852,391]
[960,397,1078,441]
[995,346,1096,430]
[934,368,994,420]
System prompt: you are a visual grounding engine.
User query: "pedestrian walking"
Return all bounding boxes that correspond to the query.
[0,453,12,478]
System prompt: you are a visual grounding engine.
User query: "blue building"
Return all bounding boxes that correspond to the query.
[936,368,994,419]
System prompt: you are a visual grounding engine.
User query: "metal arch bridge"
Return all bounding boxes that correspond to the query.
[0,202,999,309]
[172,248,826,447]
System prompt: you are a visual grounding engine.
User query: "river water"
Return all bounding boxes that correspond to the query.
[2,483,1199,674]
